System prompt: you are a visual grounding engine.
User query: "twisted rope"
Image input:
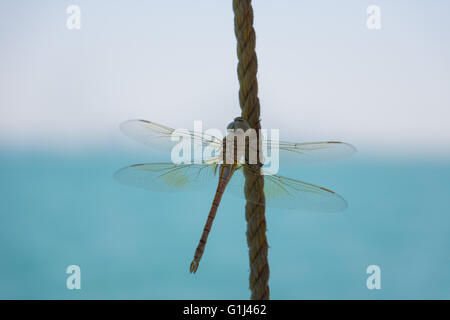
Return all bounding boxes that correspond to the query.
[233,0,270,300]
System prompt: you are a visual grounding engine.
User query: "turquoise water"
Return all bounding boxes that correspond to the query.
[1,149,450,299]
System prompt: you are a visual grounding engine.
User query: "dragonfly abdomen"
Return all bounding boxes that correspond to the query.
[190,165,235,274]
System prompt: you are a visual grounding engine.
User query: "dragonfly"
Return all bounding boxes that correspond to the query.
[115,117,355,273]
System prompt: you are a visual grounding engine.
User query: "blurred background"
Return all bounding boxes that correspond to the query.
[1,0,449,299]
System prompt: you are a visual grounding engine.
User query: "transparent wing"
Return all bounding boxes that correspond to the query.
[115,162,347,212]
[259,140,356,165]
[227,166,347,212]
[114,162,220,192]
[120,119,223,157]
[121,120,355,165]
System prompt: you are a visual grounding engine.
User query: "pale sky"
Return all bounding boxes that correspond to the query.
[1,0,449,156]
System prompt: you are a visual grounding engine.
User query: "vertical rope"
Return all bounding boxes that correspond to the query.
[233,0,270,300]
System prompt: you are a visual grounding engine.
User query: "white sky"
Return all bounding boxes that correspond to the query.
[1,0,449,156]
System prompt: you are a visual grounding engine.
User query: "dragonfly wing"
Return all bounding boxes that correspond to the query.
[120,119,223,156]
[114,162,219,192]
[227,166,347,212]
[256,140,355,165]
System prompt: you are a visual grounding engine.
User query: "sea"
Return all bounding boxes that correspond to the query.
[1,148,449,299]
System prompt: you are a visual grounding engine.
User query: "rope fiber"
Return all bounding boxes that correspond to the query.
[233,0,270,300]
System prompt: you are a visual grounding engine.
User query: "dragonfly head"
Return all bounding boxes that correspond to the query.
[227,117,251,132]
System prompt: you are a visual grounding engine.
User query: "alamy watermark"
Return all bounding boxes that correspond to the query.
[66,5,81,30]
[366,265,381,290]
[169,120,280,174]
[366,5,381,30]
[66,265,81,290]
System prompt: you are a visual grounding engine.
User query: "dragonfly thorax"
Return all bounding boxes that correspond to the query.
[222,118,260,165]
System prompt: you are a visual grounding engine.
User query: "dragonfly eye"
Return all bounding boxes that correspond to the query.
[227,117,251,131]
